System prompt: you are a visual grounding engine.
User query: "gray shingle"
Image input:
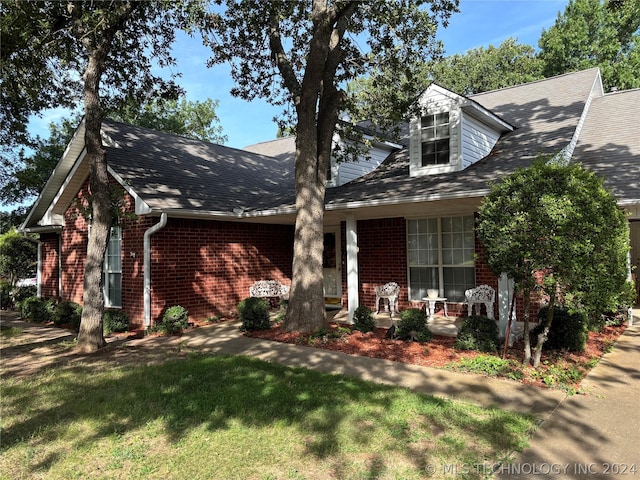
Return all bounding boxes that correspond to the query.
[572,88,640,202]
[325,69,603,207]
[102,120,294,213]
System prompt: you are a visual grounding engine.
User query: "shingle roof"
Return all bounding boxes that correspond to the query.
[102,120,295,213]
[572,88,640,203]
[324,69,603,208]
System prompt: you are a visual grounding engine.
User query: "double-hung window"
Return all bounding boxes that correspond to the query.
[407,215,475,302]
[421,112,450,166]
[103,226,122,308]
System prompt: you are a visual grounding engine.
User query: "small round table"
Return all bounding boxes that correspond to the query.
[421,297,449,320]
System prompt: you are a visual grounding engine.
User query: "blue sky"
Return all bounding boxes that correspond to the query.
[28,0,568,150]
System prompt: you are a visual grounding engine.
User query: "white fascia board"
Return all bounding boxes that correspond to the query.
[461,102,514,132]
[419,83,514,132]
[41,148,88,226]
[106,166,152,215]
[21,118,87,230]
[142,208,250,220]
[325,189,490,212]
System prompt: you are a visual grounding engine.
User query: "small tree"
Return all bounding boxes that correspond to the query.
[477,158,630,367]
[0,229,37,288]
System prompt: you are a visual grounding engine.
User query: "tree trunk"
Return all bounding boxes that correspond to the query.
[522,286,532,365]
[76,48,110,353]
[533,292,555,368]
[283,123,328,333]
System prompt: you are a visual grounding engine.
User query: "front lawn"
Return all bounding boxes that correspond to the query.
[1,353,536,480]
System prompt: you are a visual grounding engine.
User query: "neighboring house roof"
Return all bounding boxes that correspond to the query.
[243,135,297,162]
[22,68,640,230]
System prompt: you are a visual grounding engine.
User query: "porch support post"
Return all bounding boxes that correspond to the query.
[346,215,359,322]
[498,273,514,338]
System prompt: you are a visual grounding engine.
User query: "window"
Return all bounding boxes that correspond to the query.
[408,215,475,302]
[103,226,122,307]
[421,112,450,166]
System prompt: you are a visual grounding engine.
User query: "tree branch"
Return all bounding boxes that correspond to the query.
[268,13,301,103]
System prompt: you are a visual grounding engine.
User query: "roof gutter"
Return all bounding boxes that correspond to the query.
[143,213,167,327]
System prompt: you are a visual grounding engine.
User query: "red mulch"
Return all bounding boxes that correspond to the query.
[246,322,627,390]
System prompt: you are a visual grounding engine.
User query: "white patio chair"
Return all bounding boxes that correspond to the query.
[374,282,400,316]
[464,284,495,319]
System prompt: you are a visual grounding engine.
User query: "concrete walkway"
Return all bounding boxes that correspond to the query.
[497,321,640,479]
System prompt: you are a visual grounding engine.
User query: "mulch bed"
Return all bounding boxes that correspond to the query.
[246,321,627,390]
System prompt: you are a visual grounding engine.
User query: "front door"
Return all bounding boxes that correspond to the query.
[323,229,342,303]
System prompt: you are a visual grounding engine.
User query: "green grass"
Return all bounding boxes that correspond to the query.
[1,354,536,479]
[0,325,23,337]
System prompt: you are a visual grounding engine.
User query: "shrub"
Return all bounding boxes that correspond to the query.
[455,315,500,352]
[52,300,82,328]
[396,308,431,342]
[103,309,130,334]
[158,305,189,335]
[533,306,587,352]
[19,296,52,323]
[450,355,524,381]
[353,305,376,333]
[0,280,11,309]
[237,297,270,331]
[12,285,36,305]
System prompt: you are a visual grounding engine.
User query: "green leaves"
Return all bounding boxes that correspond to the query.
[538,0,640,91]
[477,157,630,321]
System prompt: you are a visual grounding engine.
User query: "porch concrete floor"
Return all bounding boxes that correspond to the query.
[329,309,463,337]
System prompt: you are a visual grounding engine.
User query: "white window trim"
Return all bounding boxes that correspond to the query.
[103,226,122,308]
[406,215,475,302]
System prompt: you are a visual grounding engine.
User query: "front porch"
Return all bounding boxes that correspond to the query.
[328,308,539,342]
[329,309,464,337]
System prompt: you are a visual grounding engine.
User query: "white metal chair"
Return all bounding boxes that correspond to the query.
[464,284,495,319]
[374,282,400,316]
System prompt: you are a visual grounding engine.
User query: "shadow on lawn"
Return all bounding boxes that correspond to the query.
[2,351,532,477]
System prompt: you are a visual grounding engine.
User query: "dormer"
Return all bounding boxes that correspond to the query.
[409,84,514,177]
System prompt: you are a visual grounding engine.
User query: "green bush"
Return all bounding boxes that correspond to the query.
[0,280,11,309]
[396,308,432,342]
[158,305,189,334]
[455,315,500,352]
[353,305,376,333]
[12,285,36,305]
[103,309,130,334]
[238,297,271,331]
[52,300,82,327]
[19,296,52,323]
[533,306,587,352]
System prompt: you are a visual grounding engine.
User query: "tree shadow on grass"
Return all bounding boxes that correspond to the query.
[1,353,533,479]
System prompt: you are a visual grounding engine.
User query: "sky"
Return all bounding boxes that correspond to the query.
[27,0,569,150]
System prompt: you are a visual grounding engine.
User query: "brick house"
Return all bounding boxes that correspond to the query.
[21,68,640,330]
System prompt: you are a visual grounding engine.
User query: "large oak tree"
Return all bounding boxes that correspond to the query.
[203,0,458,332]
[3,1,195,351]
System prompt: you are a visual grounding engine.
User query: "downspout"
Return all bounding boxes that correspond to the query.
[144,213,167,328]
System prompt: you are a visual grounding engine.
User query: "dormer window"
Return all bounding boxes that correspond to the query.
[409,84,513,178]
[421,112,450,166]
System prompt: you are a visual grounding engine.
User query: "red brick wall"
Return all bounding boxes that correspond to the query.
[346,216,544,320]
[350,218,410,311]
[39,233,60,298]
[60,184,91,304]
[149,218,293,324]
[47,177,540,329]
